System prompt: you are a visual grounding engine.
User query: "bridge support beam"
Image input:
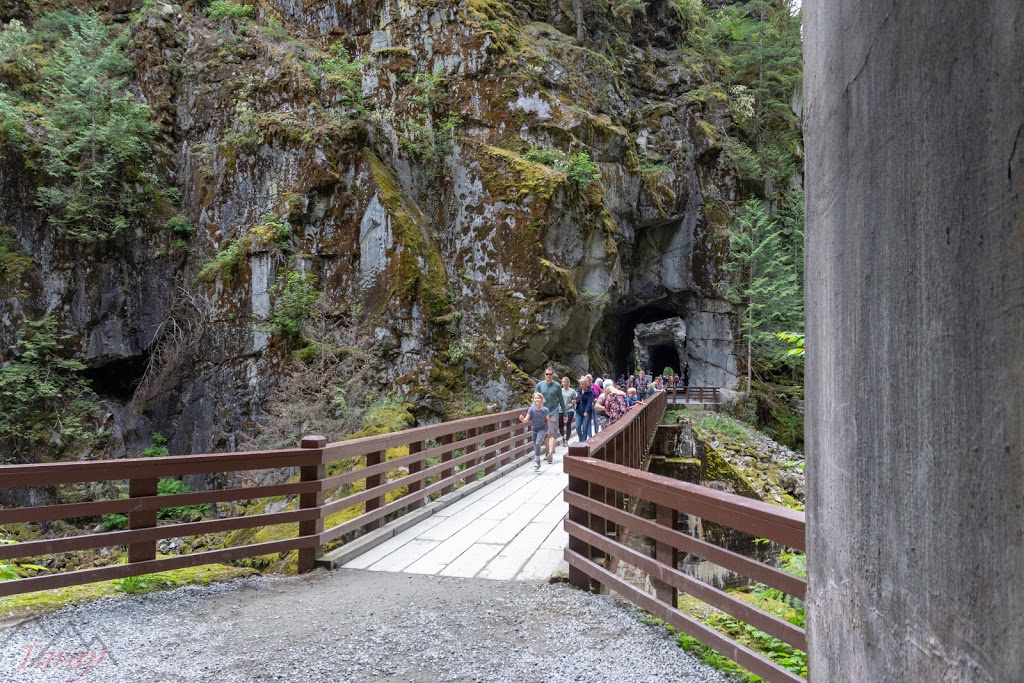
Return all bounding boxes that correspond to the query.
[804,1,1024,679]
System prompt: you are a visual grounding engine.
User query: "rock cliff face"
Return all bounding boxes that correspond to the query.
[0,0,744,459]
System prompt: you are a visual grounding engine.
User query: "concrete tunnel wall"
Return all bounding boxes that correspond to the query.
[804,1,1023,680]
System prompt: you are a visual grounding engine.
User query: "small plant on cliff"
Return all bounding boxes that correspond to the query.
[523,145,563,167]
[320,44,366,106]
[141,432,169,457]
[577,289,610,307]
[196,239,244,283]
[272,269,321,339]
[399,66,461,172]
[401,113,462,165]
[205,0,255,21]
[524,146,601,188]
[0,315,99,461]
[197,213,293,284]
[0,226,33,292]
[612,0,648,19]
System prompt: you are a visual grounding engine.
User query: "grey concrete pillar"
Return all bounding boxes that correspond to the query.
[804,1,1023,680]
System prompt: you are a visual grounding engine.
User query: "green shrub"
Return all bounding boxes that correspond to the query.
[196,239,244,283]
[0,315,98,460]
[167,215,193,237]
[100,477,209,530]
[523,146,601,188]
[205,0,255,21]
[0,12,161,243]
[400,113,461,164]
[524,145,564,166]
[565,152,601,187]
[272,270,321,338]
[100,512,128,531]
[155,477,210,520]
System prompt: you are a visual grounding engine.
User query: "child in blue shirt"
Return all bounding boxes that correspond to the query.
[519,392,550,471]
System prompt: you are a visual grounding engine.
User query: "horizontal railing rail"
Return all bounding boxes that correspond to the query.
[663,386,720,404]
[564,390,807,683]
[0,408,532,597]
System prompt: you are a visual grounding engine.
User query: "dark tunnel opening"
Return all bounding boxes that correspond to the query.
[81,354,150,403]
[604,298,691,378]
[648,344,681,378]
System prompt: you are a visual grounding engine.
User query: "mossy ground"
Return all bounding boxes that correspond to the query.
[664,409,802,509]
[0,563,256,618]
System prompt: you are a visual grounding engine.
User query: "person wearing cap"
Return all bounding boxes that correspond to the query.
[533,366,565,462]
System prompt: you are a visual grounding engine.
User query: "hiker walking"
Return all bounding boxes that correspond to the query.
[534,366,565,462]
[519,392,549,471]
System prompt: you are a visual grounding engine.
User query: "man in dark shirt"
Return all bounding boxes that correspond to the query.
[534,366,566,462]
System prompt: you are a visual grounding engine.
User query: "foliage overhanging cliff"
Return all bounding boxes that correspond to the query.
[0,0,802,463]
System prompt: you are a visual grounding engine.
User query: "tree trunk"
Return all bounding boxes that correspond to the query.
[573,0,586,44]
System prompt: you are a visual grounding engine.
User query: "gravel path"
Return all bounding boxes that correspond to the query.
[1,569,731,682]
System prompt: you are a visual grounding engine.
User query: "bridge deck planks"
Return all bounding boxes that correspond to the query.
[343,438,576,581]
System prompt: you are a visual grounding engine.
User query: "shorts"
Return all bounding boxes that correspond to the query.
[546,413,559,431]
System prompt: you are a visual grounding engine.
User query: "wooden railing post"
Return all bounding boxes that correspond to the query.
[654,503,679,606]
[483,423,497,475]
[407,440,424,510]
[298,435,326,573]
[566,471,600,592]
[440,433,455,495]
[464,428,478,485]
[364,449,385,531]
[128,476,158,564]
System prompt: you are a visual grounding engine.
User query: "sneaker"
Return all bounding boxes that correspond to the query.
[546,454,553,463]
[534,461,541,471]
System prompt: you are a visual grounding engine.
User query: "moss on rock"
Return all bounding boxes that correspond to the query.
[364,150,452,322]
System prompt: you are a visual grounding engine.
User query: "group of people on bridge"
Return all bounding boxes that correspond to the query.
[519,366,684,471]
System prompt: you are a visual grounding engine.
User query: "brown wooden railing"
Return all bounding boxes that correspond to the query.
[0,409,532,597]
[664,386,720,404]
[564,390,807,683]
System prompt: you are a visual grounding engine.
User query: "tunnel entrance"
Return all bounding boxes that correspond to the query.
[608,306,679,377]
[648,344,681,378]
[592,293,736,389]
[599,295,695,378]
[81,354,149,402]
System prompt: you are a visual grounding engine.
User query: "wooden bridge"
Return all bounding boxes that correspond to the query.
[0,387,804,682]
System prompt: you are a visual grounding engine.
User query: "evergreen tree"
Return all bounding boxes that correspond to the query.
[725,190,804,389]
[686,0,803,193]
[0,316,99,462]
[0,12,159,243]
